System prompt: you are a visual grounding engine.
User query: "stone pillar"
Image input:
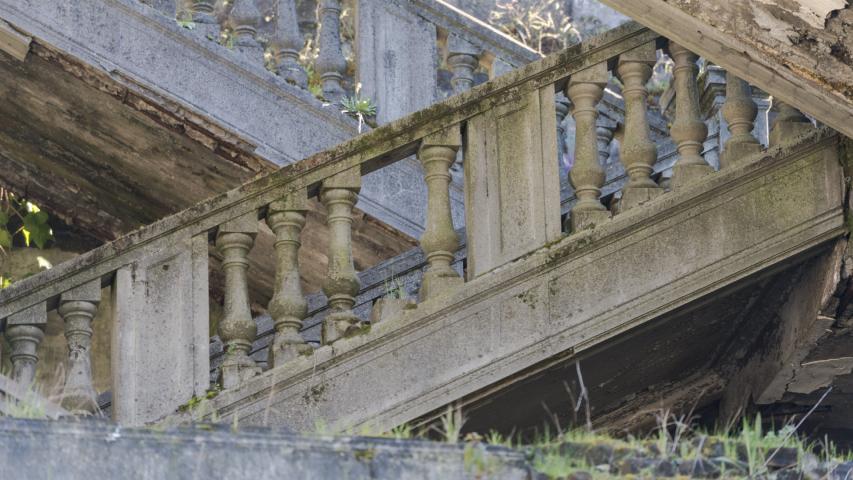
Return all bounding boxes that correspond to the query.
[6,302,47,386]
[418,127,463,301]
[616,42,661,211]
[230,0,264,60]
[447,34,480,95]
[59,279,101,412]
[555,92,571,167]
[297,0,319,36]
[214,0,232,21]
[176,0,194,22]
[111,234,210,425]
[191,0,216,22]
[316,0,347,102]
[266,192,311,367]
[216,212,260,389]
[270,0,308,88]
[185,0,222,38]
[769,101,813,146]
[567,62,610,232]
[669,42,712,189]
[597,114,619,177]
[464,84,562,278]
[320,167,361,343]
[720,73,761,168]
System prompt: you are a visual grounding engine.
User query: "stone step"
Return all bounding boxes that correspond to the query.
[0,418,530,480]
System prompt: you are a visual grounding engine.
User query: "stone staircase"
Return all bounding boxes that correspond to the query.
[0,3,850,438]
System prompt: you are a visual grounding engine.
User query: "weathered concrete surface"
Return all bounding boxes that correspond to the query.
[0,38,416,299]
[459,249,830,435]
[0,0,424,247]
[0,21,661,321]
[0,0,538,243]
[197,130,846,433]
[0,23,728,427]
[598,0,853,140]
[0,418,530,480]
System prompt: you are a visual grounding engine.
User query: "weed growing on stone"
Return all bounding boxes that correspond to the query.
[340,87,377,133]
[436,404,466,444]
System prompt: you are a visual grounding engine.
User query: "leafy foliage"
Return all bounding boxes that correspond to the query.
[0,190,53,251]
[0,189,54,288]
[340,89,378,133]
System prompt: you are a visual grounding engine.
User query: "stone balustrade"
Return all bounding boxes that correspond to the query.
[153,0,537,117]
[0,21,815,426]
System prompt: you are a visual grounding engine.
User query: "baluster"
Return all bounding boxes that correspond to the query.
[567,62,610,232]
[270,0,308,88]
[214,0,233,21]
[769,101,813,146]
[297,0,319,38]
[447,34,480,95]
[230,0,264,60]
[6,302,47,387]
[58,279,101,412]
[419,127,463,301]
[316,0,347,102]
[176,0,194,22]
[555,92,570,165]
[320,167,361,344]
[616,42,662,211]
[596,115,618,171]
[216,212,260,389]
[190,0,218,25]
[669,42,713,189]
[266,192,311,367]
[720,73,761,168]
[255,0,276,45]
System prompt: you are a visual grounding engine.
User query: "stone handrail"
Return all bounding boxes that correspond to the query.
[138,0,668,239]
[0,20,813,425]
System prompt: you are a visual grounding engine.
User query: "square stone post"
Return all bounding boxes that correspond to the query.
[464,84,561,278]
[111,233,210,425]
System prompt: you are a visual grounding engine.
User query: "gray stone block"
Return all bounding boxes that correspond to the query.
[0,418,530,480]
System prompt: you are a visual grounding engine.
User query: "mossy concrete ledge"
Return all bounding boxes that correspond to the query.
[0,418,530,480]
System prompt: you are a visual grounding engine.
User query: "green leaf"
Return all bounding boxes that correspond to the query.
[0,229,11,249]
[23,211,47,230]
[29,224,51,249]
[34,210,48,224]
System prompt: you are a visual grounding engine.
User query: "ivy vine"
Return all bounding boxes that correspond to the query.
[0,189,54,288]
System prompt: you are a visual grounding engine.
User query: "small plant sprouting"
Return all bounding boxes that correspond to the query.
[218,30,235,50]
[436,404,466,444]
[176,19,196,30]
[485,430,511,448]
[340,84,377,133]
[389,423,413,440]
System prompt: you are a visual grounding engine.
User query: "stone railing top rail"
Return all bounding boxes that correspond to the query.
[398,0,541,65]
[0,21,658,319]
